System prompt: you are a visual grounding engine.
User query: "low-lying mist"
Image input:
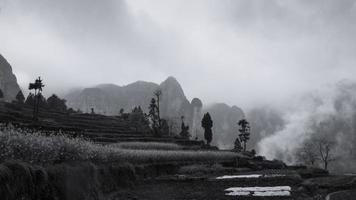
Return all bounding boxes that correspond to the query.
[257,80,356,173]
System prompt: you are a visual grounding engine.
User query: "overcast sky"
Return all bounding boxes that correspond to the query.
[1,0,356,109]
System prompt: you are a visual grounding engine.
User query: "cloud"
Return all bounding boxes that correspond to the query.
[0,0,356,109]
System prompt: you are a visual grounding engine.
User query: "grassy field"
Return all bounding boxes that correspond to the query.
[112,142,183,150]
[0,126,239,165]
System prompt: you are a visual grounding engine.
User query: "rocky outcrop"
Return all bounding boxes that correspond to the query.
[159,76,191,120]
[0,54,21,101]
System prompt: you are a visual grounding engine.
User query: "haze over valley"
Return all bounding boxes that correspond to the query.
[1,1,356,199]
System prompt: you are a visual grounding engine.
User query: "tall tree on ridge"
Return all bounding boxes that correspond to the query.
[201,112,213,146]
[29,77,45,120]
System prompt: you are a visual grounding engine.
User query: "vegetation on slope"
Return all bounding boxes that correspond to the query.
[0,126,239,165]
[112,142,183,150]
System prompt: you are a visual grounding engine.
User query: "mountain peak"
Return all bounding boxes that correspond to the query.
[162,76,179,85]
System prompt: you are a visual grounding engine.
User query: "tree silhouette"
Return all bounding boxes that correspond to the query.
[234,138,243,152]
[296,140,318,166]
[28,77,45,120]
[47,94,67,112]
[238,119,250,151]
[37,93,47,107]
[119,108,124,116]
[153,89,162,128]
[130,106,150,133]
[15,90,25,103]
[0,89,3,99]
[25,93,35,106]
[149,98,160,135]
[180,116,190,139]
[202,112,213,145]
[296,135,336,170]
[160,119,169,136]
[317,138,336,170]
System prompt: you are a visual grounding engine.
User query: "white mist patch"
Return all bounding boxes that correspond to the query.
[257,84,339,163]
[225,186,291,197]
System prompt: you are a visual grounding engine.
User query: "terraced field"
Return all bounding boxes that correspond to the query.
[0,102,201,146]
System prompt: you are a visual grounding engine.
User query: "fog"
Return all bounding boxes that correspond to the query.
[258,81,356,172]
[1,0,356,109]
[1,1,356,168]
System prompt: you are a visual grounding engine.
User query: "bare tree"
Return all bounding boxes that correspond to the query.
[296,135,336,170]
[296,140,318,166]
[316,137,336,170]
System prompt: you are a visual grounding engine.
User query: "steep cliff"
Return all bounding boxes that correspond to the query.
[0,54,21,101]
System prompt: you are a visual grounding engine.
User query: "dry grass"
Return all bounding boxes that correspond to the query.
[0,126,239,165]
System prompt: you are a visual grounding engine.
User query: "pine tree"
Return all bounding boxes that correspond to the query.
[15,90,25,103]
[25,93,35,106]
[201,112,213,145]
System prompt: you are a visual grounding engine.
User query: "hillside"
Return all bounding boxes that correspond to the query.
[0,101,203,146]
[0,54,21,101]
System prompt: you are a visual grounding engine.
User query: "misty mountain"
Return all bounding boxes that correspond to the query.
[66,77,248,147]
[0,54,21,101]
[203,103,245,149]
[66,77,192,117]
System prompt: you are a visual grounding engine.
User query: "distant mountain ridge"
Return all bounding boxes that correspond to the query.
[0,53,275,150]
[0,54,21,101]
[65,76,247,148]
[66,76,191,117]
